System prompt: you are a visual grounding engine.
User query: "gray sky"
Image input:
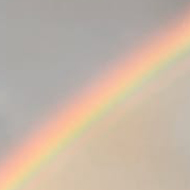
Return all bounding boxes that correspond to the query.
[1,0,190,189]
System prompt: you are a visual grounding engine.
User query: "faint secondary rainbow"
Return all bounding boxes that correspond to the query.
[0,10,190,190]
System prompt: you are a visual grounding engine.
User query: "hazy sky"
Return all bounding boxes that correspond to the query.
[1,0,190,189]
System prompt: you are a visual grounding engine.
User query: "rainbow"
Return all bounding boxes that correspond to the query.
[0,10,190,190]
